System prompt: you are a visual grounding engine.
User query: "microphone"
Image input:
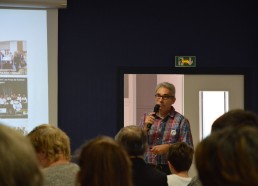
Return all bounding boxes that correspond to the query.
[147,104,160,130]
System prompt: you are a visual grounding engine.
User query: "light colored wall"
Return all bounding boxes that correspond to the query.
[184,74,244,177]
[136,74,157,125]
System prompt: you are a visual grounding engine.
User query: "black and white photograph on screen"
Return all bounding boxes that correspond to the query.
[0,78,28,118]
[0,41,27,75]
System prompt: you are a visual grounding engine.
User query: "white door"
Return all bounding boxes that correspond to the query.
[184,74,244,177]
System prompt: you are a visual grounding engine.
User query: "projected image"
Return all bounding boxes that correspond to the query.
[0,9,51,132]
[0,78,28,118]
[0,41,27,75]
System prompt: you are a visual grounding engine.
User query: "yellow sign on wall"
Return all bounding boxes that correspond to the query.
[175,56,196,67]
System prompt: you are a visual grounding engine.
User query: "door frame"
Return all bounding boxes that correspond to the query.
[118,66,252,131]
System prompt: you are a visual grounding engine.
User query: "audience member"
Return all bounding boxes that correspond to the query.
[27,124,79,186]
[115,125,168,186]
[77,136,133,186]
[195,125,258,186]
[167,142,193,186]
[0,124,43,186]
[211,108,258,132]
[188,109,258,186]
[138,82,193,174]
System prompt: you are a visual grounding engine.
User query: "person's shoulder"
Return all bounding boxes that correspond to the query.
[147,165,167,179]
[62,162,80,172]
[171,110,189,121]
[187,176,202,186]
[173,110,185,118]
[44,162,79,173]
[132,161,167,179]
[133,166,167,186]
[167,174,192,186]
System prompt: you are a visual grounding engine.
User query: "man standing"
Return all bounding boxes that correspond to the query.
[138,82,193,175]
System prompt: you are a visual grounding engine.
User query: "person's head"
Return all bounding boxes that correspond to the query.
[27,124,71,168]
[211,109,258,132]
[77,136,133,186]
[155,82,176,111]
[196,125,258,186]
[115,125,147,157]
[167,142,194,174]
[0,124,43,186]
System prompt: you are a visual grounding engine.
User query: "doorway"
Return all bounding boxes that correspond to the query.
[124,74,244,177]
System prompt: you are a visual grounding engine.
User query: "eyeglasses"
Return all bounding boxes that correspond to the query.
[155,94,174,100]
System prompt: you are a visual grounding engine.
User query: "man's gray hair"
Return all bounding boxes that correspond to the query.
[155,82,176,97]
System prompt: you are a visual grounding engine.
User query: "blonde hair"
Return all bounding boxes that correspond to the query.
[27,124,71,163]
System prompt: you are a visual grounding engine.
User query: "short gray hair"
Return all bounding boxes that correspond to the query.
[115,125,147,156]
[155,82,176,97]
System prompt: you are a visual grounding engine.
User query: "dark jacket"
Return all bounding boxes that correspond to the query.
[131,157,168,186]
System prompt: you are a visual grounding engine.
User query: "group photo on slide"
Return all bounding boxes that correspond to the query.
[0,40,27,75]
[0,78,28,118]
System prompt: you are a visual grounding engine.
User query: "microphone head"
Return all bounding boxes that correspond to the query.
[153,104,160,113]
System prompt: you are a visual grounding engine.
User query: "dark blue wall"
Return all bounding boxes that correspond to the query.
[58,1,258,152]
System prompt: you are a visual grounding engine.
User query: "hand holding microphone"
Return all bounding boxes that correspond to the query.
[146,104,160,131]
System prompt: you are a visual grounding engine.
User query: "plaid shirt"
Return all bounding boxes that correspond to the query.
[138,106,193,165]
